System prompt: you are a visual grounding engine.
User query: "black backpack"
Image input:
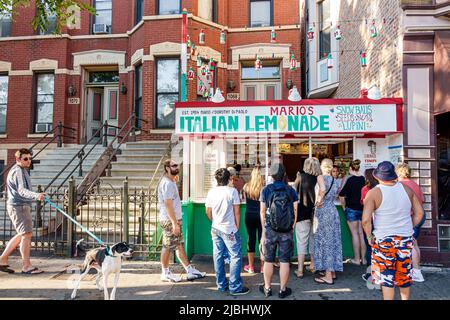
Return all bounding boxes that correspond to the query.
[267,184,294,233]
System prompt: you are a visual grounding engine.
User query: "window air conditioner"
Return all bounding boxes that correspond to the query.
[35,123,52,133]
[92,23,110,34]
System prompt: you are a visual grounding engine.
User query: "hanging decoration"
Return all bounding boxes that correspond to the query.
[327,53,333,69]
[199,29,205,44]
[186,35,191,48]
[307,26,314,41]
[201,65,207,76]
[289,54,297,71]
[196,55,202,67]
[190,42,196,56]
[271,27,276,43]
[360,51,367,67]
[254,55,262,70]
[188,67,195,80]
[209,58,215,71]
[370,21,377,38]
[334,25,342,40]
[220,29,226,44]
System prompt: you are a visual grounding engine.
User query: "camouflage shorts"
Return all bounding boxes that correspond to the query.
[261,226,294,263]
[160,220,184,250]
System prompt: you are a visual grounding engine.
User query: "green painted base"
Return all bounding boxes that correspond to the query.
[182,202,355,260]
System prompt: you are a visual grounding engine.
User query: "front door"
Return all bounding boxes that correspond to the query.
[86,86,119,143]
[241,81,281,101]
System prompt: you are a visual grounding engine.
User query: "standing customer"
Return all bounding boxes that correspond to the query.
[293,157,320,278]
[313,158,343,285]
[396,163,426,282]
[362,161,424,300]
[339,159,366,265]
[242,166,264,274]
[158,159,206,282]
[206,168,250,296]
[259,163,298,298]
[0,148,45,274]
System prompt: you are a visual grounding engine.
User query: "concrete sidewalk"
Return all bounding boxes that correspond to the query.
[0,255,449,300]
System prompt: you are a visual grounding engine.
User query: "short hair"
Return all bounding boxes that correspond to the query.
[234,164,242,172]
[215,168,230,186]
[395,162,411,179]
[303,157,321,176]
[15,148,31,159]
[320,158,334,175]
[163,159,172,174]
[350,159,361,172]
[227,166,237,177]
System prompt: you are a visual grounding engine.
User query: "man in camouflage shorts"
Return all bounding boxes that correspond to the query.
[158,159,206,282]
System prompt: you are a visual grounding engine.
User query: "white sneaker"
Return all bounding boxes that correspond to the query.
[186,266,206,281]
[160,271,182,283]
[411,268,425,282]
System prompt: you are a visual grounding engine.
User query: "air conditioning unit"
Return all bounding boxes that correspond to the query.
[92,23,110,34]
[35,123,52,133]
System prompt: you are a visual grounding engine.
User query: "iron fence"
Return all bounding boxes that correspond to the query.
[0,178,162,260]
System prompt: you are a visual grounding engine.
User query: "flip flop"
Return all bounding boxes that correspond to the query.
[314,276,334,285]
[294,270,304,279]
[21,267,44,275]
[0,265,14,274]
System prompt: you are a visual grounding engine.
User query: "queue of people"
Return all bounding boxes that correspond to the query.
[156,158,425,300]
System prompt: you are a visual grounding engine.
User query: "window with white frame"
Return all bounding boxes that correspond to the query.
[134,64,143,128]
[156,58,179,128]
[0,75,8,133]
[93,0,112,33]
[158,0,181,15]
[250,0,272,27]
[38,2,57,35]
[0,4,12,37]
[35,73,54,132]
[318,0,331,60]
[198,0,218,22]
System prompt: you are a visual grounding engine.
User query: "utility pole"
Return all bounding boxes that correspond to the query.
[181,8,188,102]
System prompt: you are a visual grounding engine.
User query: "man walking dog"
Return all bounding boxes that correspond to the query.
[0,148,45,274]
[158,159,206,282]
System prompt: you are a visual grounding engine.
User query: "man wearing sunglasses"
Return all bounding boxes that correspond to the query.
[158,159,206,282]
[0,148,45,274]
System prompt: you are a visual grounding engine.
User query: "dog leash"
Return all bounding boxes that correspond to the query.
[45,196,113,255]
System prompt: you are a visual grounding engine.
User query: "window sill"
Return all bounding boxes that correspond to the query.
[0,134,6,139]
[150,129,174,134]
[27,133,54,138]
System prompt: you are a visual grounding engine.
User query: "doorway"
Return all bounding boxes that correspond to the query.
[437,112,450,220]
[282,154,305,182]
[85,86,119,143]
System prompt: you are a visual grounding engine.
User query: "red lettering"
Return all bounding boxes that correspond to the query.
[288,106,294,115]
[279,107,286,115]
[270,107,278,115]
[308,106,314,115]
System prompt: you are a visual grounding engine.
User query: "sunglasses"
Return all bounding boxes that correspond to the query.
[170,164,179,168]
[21,157,32,161]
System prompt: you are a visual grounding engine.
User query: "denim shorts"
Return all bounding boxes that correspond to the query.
[345,208,363,222]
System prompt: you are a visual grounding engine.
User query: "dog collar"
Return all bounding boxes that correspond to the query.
[105,247,117,258]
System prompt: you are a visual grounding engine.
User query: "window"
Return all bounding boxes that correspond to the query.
[0,4,12,37]
[0,160,4,188]
[134,65,143,128]
[250,0,272,27]
[93,0,112,33]
[136,0,144,24]
[241,65,280,80]
[88,71,119,84]
[35,73,54,132]
[0,75,8,133]
[198,0,218,22]
[319,0,331,59]
[38,2,57,35]
[212,0,218,23]
[156,58,179,128]
[158,0,181,15]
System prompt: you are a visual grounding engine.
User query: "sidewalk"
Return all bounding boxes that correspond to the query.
[0,255,449,300]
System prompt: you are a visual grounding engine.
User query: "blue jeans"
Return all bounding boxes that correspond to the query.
[211,227,243,294]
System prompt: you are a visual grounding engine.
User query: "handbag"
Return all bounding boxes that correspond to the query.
[312,177,335,216]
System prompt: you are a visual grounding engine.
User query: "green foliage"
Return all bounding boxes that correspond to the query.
[0,0,95,34]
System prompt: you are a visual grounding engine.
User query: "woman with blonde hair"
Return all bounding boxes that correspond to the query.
[313,158,343,285]
[242,165,265,273]
[293,157,320,278]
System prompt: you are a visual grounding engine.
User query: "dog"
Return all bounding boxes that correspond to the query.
[71,239,133,300]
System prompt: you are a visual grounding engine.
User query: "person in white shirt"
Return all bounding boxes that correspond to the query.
[158,159,206,282]
[205,168,250,296]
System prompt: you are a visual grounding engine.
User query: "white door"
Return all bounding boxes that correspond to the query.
[241,81,281,101]
[103,86,119,143]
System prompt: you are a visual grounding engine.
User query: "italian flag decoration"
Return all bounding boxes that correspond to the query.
[271,27,276,43]
[307,26,314,41]
[209,58,215,71]
[220,29,226,44]
[370,21,377,38]
[201,65,207,76]
[196,55,202,67]
[186,35,191,48]
[335,25,342,40]
[327,53,333,69]
[188,67,195,80]
[199,29,205,44]
[255,55,262,70]
[360,51,367,67]
[290,54,297,71]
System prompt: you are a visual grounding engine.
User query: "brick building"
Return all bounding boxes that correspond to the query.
[0,0,302,175]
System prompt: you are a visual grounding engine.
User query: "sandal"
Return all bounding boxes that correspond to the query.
[21,267,44,275]
[294,270,304,279]
[314,276,334,285]
[0,265,14,274]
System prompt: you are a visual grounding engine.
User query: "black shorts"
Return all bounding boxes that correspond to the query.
[261,226,294,263]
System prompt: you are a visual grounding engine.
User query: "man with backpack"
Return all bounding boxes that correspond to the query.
[259,163,298,298]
